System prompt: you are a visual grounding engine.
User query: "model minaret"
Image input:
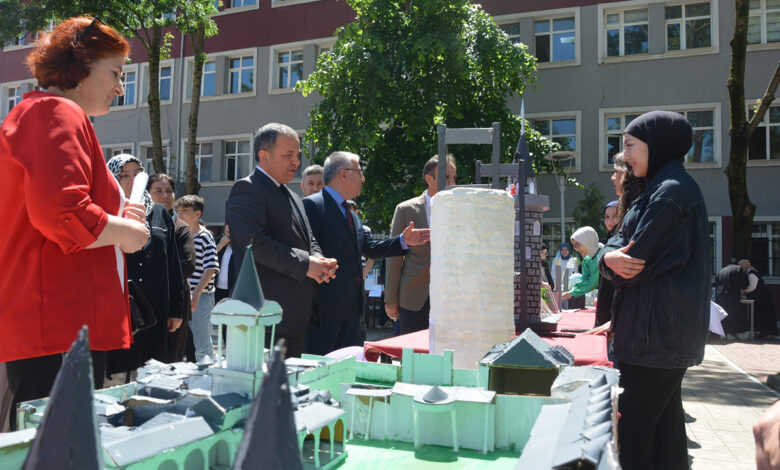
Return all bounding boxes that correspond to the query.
[209,246,283,397]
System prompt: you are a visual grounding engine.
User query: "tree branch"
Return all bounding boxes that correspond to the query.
[746,60,780,136]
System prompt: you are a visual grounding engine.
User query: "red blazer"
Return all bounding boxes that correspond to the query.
[0,91,132,362]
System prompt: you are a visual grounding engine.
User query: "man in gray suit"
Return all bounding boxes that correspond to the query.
[225,123,338,357]
[385,154,456,334]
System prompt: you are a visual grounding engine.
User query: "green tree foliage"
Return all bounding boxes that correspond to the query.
[571,182,607,239]
[298,0,560,230]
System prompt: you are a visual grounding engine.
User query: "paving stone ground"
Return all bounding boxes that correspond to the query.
[683,342,780,470]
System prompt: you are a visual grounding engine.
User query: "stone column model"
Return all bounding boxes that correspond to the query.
[429,187,515,369]
[516,194,550,327]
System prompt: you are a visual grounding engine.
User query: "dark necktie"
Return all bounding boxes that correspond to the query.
[341,200,355,234]
[279,184,303,230]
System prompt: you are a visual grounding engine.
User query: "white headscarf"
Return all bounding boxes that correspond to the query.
[571,226,603,258]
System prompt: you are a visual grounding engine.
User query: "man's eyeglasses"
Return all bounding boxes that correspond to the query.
[77,18,101,42]
[343,168,364,175]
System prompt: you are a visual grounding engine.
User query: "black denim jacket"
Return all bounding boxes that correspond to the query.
[599,161,711,369]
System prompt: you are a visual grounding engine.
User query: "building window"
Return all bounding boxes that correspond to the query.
[6,86,21,114]
[533,117,577,155]
[749,105,780,161]
[665,2,712,51]
[605,113,641,164]
[232,0,256,6]
[604,110,714,164]
[275,49,304,89]
[752,221,780,277]
[748,0,780,45]
[535,16,576,63]
[605,8,649,57]
[5,33,25,48]
[195,143,213,182]
[201,61,216,97]
[684,110,715,163]
[159,65,172,101]
[542,221,577,262]
[142,145,171,175]
[499,22,522,44]
[111,71,136,107]
[105,147,133,161]
[229,56,254,94]
[225,140,251,181]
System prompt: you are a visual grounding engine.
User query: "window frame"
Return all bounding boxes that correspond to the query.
[201,60,217,98]
[102,144,135,162]
[182,48,258,103]
[751,216,780,281]
[138,142,172,176]
[193,141,215,183]
[491,8,581,68]
[140,59,175,107]
[603,7,650,58]
[5,85,22,116]
[110,64,138,109]
[527,111,582,173]
[747,0,780,47]
[746,101,780,166]
[228,55,255,95]
[533,15,579,65]
[224,138,252,181]
[273,48,304,91]
[271,0,323,7]
[664,1,714,52]
[598,103,721,170]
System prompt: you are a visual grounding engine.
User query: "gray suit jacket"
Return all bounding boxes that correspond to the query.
[225,168,322,335]
[385,192,430,311]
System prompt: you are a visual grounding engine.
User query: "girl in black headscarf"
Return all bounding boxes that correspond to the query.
[598,111,710,470]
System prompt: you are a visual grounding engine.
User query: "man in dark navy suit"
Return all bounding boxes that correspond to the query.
[303,151,430,355]
[225,123,338,358]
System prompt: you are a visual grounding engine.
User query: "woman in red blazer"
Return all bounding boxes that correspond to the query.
[0,17,149,430]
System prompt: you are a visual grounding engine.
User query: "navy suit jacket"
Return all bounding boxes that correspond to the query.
[225,168,322,335]
[303,189,406,324]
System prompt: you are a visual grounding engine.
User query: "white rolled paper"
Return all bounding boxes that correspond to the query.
[130,172,149,204]
[429,187,515,369]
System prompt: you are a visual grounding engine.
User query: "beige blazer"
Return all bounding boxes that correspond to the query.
[384,192,430,311]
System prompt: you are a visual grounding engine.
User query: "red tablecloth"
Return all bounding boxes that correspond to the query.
[363,309,611,367]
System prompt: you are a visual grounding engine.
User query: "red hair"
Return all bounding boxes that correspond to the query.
[25,17,130,90]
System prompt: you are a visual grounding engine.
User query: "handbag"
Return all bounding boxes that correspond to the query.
[128,280,157,335]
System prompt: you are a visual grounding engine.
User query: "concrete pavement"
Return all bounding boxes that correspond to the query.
[683,344,779,469]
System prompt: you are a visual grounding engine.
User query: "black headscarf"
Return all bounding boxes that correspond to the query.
[623,111,692,180]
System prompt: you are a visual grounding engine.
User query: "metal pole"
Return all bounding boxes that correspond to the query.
[559,175,566,244]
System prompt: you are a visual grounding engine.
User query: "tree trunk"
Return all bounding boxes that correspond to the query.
[185,24,206,195]
[726,0,780,261]
[726,0,755,261]
[147,26,166,175]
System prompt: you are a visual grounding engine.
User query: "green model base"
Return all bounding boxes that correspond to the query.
[342,438,521,469]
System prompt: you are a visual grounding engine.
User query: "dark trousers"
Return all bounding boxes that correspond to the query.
[617,362,689,470]
[5,351,106,431]
[267,331,306,359]
[399,298,430,335]
[305,310,363,356]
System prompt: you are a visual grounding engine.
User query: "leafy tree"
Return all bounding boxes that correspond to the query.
[726,0,780,259]
[571,182,607,239]
[298,0,560,230]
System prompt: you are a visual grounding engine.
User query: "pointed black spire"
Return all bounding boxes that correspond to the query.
[231,244,266,310]
[233,340,303,470]
[22,326,101,470]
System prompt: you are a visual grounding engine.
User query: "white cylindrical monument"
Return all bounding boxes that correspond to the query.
[429,187,515,369]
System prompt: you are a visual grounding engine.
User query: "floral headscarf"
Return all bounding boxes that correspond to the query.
[107,154,154,227]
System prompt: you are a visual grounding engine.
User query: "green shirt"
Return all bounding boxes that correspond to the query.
[568,248,601,298]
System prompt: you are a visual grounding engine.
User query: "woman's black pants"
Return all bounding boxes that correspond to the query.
[617,362,689,470]
[4,351,105,431]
